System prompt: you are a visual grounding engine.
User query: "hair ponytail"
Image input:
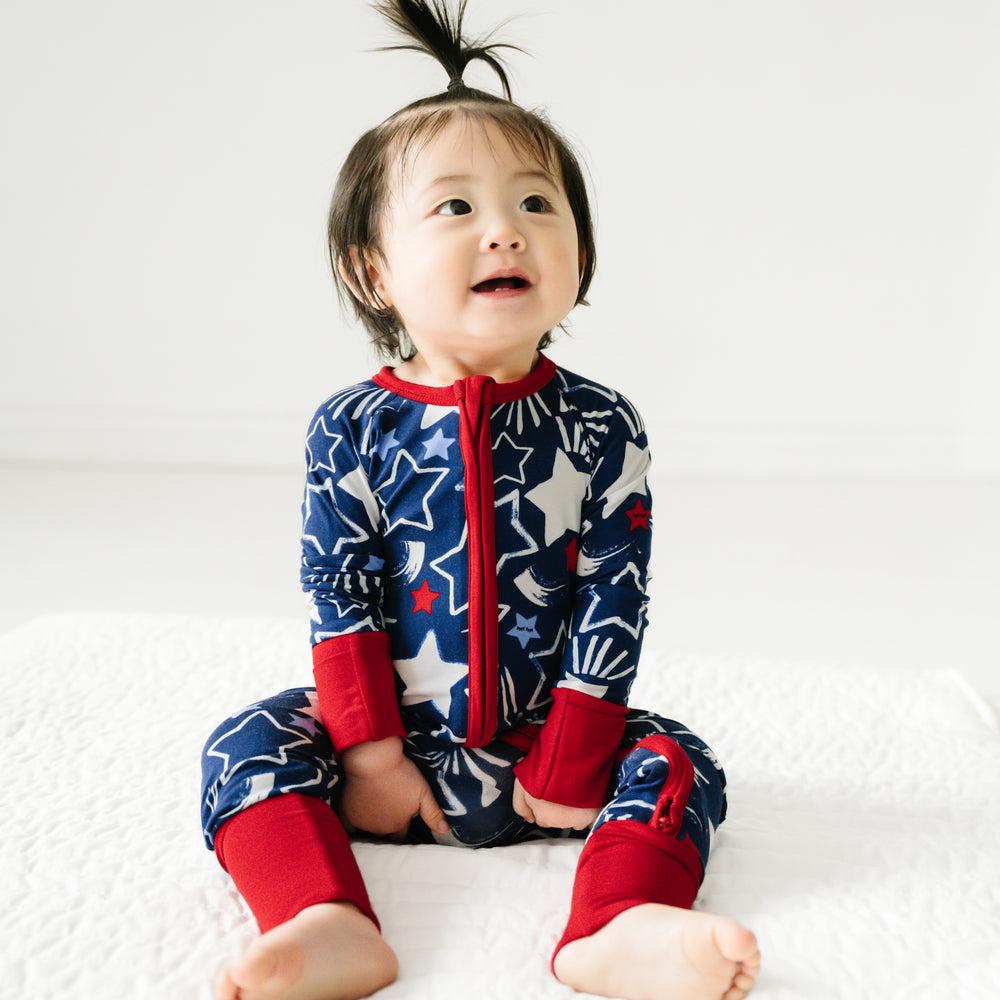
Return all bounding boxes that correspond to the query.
[373,0,522,99]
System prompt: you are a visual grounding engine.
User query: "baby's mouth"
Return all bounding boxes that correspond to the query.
[472,275,531,293]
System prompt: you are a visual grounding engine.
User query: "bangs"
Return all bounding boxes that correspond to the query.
[383,102,560,186]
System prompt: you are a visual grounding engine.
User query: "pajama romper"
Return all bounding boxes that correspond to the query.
[200,354,727,956]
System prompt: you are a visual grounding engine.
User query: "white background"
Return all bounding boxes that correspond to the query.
[2,0,998,476]
[1,2,998,704]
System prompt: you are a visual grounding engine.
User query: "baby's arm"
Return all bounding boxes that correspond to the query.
[301,403,448,840]
[339,737,449,840]
[513,392,653,823]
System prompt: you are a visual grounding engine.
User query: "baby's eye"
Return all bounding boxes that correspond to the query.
[436,199,472,216]
[520,195,551,213]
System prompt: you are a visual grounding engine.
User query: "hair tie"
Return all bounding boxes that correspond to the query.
[447,76,464,90]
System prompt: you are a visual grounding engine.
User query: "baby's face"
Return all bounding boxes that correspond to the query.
[367,117,581,366]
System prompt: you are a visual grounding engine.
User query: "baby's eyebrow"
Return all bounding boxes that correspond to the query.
[426,174,473,188]
[419,169,558,197]
[515,170,557,186]
[415,174,472,199]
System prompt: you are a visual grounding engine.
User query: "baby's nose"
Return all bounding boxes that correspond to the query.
[481,217,524,252]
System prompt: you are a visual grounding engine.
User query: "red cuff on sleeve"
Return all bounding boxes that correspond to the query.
[312,632,406,756]
[513,687,627,809]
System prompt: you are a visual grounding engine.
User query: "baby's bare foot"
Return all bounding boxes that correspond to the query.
[215,902,397,1000]
[553,903,760,1000]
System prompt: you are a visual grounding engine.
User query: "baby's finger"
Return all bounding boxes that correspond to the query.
[419,787,450,835]
[511,782,535,824]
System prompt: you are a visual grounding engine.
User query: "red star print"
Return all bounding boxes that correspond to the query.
[411,580,440,614]
[626,498,651,531]
[565,536,579,572]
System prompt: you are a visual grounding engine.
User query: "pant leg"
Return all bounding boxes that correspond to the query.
[200,687,342,848]
[553,709,727,960]
[594,709,727,865]
[200,688,377,931]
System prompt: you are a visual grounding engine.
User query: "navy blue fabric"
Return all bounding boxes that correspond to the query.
[201,362,727,880]
[201,689,725,867]
[300,362,653,746]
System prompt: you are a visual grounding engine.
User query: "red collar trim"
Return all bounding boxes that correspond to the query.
[372,353,557,405]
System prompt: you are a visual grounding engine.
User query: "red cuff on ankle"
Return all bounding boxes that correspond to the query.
[553,819,703,966]
[214,793,378,933]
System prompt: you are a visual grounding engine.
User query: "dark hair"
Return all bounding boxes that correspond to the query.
[328,0,596,360]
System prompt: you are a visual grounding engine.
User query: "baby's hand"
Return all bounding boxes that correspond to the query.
[339,737,449,841]
[512,778,600,831]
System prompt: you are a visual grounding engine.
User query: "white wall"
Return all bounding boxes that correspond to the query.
[2,0,998,477]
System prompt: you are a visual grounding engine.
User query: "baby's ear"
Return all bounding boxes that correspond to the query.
[339,246,392,311]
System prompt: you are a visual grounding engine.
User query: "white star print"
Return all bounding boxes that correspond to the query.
[302,477,374,556]
[429,524,469,615]
[205,711,314,785]
[375,451,449,534]
[494,488,539,573]
[577,576,647,640]
[524,451,590,546]
[394,630,467,716]
[306,417,342,475]
[598,440,650,518]
[525,621,569,708]
[493,432,533,486]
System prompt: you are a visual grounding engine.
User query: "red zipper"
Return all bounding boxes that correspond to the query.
[453,376,499,747]
[644,734,696,836]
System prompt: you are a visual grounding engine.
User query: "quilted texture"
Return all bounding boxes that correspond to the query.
[2,614,998,999]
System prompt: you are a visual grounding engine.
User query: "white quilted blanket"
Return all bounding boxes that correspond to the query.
[2,614,998,1000]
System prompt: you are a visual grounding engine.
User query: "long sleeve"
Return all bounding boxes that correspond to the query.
[300,395,406,754]
[514,395,652,807]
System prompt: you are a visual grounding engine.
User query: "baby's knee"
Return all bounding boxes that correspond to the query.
[597,732,726,859]
[202,688,327,760]
[199,687,338,849]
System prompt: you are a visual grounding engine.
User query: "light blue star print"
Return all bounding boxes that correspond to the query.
[423,428,456,459]
[507,613,540,649]
[374,428,400,459]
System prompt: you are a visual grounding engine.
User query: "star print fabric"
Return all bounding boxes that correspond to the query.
[200,688,340,846]
[300,356,653,764]
[200,689,726,857]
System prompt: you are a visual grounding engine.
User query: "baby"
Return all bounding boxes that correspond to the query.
[200,2,760,998]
